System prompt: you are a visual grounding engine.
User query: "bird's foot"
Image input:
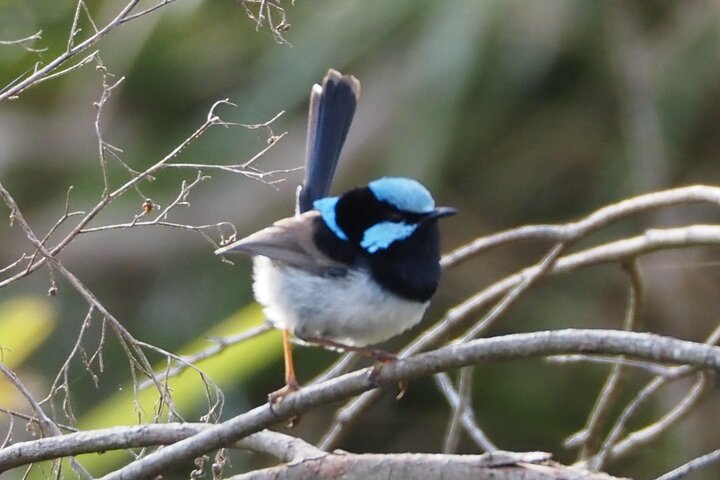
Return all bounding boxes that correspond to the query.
[299,336,407,399]
[268,380,302,426]
[268,380,300,404]
[367,355,407,400]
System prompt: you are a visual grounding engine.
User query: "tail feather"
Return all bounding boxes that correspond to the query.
[297,69,360,214]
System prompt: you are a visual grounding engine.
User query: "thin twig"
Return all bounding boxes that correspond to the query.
[136,324,272,392]
[590,373,709,469]
[441,185,720,269]
[570,260,644,459]
[583,320,720,469]
[436,370,496,453]
[40,307,96,424]
[0,0,142,101]
[0,365,91,478]
[1,101,282,289]
[0,182,177,425]
[0,408,77,433]
[459,242,567,342]
[0,30,45,53]
[655,447,720,480]
[547,355,673,376]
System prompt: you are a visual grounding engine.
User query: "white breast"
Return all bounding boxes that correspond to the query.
[252,256,429,347]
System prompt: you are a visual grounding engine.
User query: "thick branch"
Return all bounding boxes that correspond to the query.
[228,452,625,480]
[100,329,720,479]
[0,426,321,471]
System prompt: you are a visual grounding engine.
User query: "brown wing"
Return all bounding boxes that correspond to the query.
[215,211,346,272]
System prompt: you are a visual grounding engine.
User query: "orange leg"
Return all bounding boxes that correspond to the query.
[268,328,301,405]
[282,328,298,388]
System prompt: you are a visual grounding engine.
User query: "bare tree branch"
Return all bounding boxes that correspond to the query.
[441,185,720,269]
[97,329,720,479]
[320,221,720,450]
[0,365,91,478]
[655,448,720,480]
[0,425,323,471]
[227,451,624,480]
[0,101,283,290]
[579,320,720,470]
[0,0,142,101]
[135,323,273,392]
[0,30,43,46]
[569,260,644,459]
[436,371,497,453]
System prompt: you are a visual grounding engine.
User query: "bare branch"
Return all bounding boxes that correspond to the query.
[100,329,720,479]
[459,243,566,342]
[228,451,624,480]
[589,373,709,469]
[0,408,76,433]
[136,323,272,392]
[0,254,29,275]
[240,0,293,46]
[0,0,143,101]
[435,371,497,453]
[0,30,45,53]
[655,448,720,480]
[547,355,673,376]
[320,223,720,449]
[441,185,720,269]
[40,308,97,424]
[0,101,282,290]
[1,423,615,480]
[0,365,60,438]
[580,320,720,469]
[0,426,323,471]
[93,63,126,195]
[0,365,91,478]
[118,0,180,26]
[0,181,183,423]
[570,261,644,458]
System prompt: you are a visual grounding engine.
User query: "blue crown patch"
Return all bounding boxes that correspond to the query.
[368,177,435,214]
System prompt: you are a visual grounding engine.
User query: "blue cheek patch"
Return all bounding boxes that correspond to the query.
[313,197,349,241]
[368,177,435,214]
[361,221,418,253]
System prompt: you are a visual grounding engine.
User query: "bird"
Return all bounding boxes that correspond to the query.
[215,69,455,402]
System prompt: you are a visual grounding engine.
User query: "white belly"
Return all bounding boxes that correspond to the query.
[252,256,429,347]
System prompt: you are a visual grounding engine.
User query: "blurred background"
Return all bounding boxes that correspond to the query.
[2,0,720,478]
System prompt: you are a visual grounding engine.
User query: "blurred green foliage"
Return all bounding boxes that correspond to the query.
[2,1,720,478]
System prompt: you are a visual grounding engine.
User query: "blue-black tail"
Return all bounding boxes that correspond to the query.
[297,69,360,214]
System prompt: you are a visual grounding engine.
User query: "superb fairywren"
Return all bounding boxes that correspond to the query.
[216,70,455,401]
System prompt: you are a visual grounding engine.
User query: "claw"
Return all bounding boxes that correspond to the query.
[395,379,408,400]
[367,356,407,400]
[268,380,302,427]
[268,380,301,405]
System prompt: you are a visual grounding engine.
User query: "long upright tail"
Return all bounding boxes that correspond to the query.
[296,69,360,214]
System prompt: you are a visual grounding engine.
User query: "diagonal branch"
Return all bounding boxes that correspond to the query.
[0,0,141,101]
[100,329,720,479]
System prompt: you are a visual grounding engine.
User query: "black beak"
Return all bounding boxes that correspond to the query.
[423,206,457,222]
